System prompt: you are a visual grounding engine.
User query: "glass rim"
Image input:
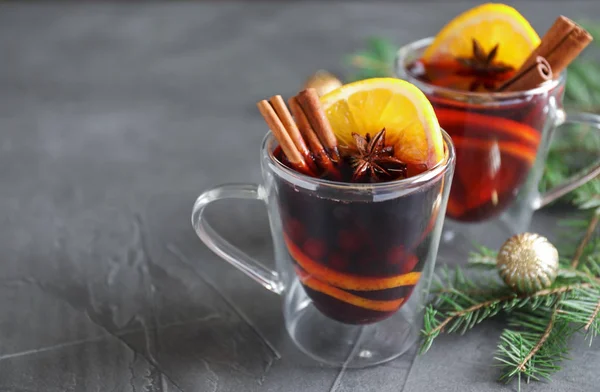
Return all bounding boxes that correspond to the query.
[395,37,566,101]
[263,128,455,192]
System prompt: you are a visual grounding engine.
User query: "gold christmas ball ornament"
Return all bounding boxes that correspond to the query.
[497,233,559,294]
[303,70,343,97]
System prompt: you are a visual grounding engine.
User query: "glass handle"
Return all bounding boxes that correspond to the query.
[536,110,600,209]
[191,183,284,294]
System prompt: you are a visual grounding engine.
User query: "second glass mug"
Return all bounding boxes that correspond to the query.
[192,131,455,367]
[396,38,600,258]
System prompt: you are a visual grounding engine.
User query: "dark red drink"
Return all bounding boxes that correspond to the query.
[407,59,560,222]
[274,148,444,324]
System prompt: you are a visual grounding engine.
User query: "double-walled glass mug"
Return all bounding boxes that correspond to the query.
[396,38,600,258]
[192,130,455,367]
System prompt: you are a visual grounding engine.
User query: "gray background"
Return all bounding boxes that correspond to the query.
[1,1,598,391]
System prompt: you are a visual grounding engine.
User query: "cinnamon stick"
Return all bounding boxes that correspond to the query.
[288,96,337,174]
[256,100,311,175]
[546,25,593,75]
[497,56,553,92]
[522,16,577,72]
[499,16,593,92]
[269,95,318,173]
[296,88,341,162]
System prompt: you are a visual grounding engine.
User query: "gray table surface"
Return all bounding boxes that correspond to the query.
[1,1,599,391]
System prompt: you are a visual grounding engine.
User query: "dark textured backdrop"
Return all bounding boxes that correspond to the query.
[0,2,598,391]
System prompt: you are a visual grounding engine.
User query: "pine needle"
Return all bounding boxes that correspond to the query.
[571,212,600,268]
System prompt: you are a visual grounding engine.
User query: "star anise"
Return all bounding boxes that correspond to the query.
[343,128,407,182]
[456,39,514,91]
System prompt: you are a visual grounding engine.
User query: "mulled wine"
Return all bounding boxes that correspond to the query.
[256,81,449,325]
[274,147,443,324]
[407,59,560,222]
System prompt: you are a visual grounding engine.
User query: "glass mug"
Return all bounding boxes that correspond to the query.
[396,38,600,258]
[192,130,455,367]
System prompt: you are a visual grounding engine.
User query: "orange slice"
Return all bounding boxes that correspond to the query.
[434,108,541,147]
[284,233,421,291]
[320,78,444,169]
[422,3,540,69]
[295,267,405,312]
[451,136,537,165]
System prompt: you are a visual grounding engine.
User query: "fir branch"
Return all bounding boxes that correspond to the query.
[496,305,572,385]
[571,212,600,268]
[558,286,600,342]
[429,295,514,334]
[344,37,397,81]
[515,303,559,373]
[580,251,600,279]
[427,265,506,305]
[468,245,497,268]
[584,299,600,332]
[573,181,600,210]
[558,266,600,285]
[421,285,512,353]
[495,285,600,384]
[420,278,593,355]
[530,283,593,296]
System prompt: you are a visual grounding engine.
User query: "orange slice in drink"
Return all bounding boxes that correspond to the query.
[284,233,420,291]
[434,108,541,147]
[295,267,405,312]
[422,3,540,69]
[320,78,444,170]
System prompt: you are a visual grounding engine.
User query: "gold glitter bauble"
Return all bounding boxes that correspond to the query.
[303,70,343,97]
[497,233,559,294]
